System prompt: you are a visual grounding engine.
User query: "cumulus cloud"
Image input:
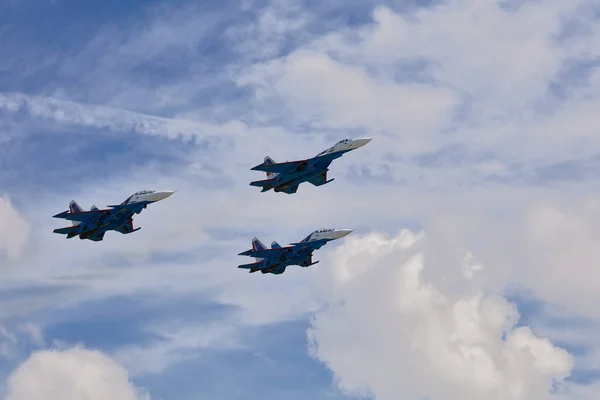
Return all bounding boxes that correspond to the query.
[308,231,574,400]
[5,347,149,400]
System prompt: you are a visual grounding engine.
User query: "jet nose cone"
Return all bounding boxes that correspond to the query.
[335,229,354,238]
[353,138,372,148]
[154,190,176,201]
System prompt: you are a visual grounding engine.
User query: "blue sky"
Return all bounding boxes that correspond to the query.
[2,0,600,399]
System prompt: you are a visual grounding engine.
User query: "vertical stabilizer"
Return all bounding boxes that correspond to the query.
[252,237,267,261]
[69,200,83,213]
[68,200,83,226]
[271,241,281,249]
[264,156,277,179]
[252,237,267,251]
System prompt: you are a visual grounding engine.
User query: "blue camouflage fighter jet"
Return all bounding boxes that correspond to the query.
[52,190,175,242]
[238,228,353,275]
[249,138,372,194]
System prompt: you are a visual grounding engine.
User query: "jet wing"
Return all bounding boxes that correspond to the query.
[251,159,311,174]
[52,209,108,222]
[289,239,328,251]
[53,202,142,222]
[106,203,145,212]
[238,246,293,259]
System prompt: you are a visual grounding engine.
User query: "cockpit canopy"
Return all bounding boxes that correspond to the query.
[315,228,334,233]
[133,190,155,196]
[316,139,352,156]
[121,190,156,205]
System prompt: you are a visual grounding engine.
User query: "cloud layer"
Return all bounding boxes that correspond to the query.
[1,0,600,398]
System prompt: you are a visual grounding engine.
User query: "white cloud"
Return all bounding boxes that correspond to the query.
[225,0,313,62]
[356,2,570,106]
[17,323,45,348]
[0,322,44,362]
[5,347,149,400]
[0,91,246,141]
[515,198,600,318]
[0,195,28,261]
[236,0,600,162]
[0,325,17,358]
[237,49,458,152]
[114,321,244,376]
[2,0,600,397]
[308,231,574,400]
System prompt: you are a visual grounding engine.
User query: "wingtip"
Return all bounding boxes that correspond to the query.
[52,211,69,218]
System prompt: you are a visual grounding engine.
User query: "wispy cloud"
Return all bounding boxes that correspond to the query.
[2,0,600,399]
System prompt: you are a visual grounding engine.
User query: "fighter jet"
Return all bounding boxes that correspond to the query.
[52,190,175,242]
[249,138,372,194]
[238,228,353,275]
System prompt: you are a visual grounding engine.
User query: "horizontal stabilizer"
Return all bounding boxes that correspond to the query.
[249,178,276,188]
[238,261,264,272]
[53,226,79,235]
